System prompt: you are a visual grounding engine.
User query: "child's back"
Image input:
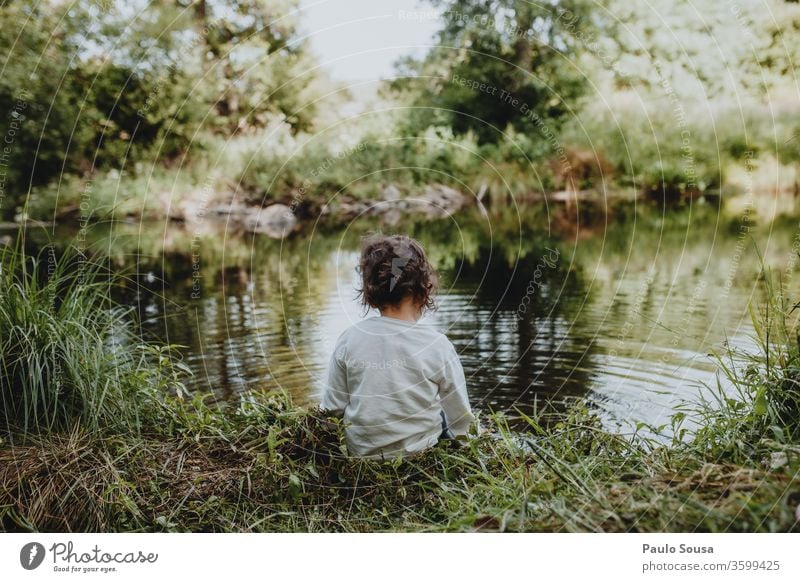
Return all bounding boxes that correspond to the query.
[321,234,474,459]
[324,315,473,458]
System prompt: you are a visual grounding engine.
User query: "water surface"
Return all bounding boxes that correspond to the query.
[30,199,800,433]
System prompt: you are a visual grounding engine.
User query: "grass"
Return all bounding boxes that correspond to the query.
[0,241,798,532]
[0,237,187,436]
[1,390,797,533]
[678,269,800,468]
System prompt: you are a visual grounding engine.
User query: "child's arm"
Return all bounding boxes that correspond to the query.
[320,337,348,418]
[438,342,475,436]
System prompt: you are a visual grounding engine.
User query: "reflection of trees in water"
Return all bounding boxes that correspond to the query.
[564,202,778,363]
[434,237,599,423]
[382,207,601,419]
[33,200,800,422]
[299,208,602,421]
[425,202,751,423]
[64,222,343,402]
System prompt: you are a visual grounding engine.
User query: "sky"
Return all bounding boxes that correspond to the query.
[297,0,441,81]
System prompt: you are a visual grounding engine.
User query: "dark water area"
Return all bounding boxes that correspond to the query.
[16,198,800,434]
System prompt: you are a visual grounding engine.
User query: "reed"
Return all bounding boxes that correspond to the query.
[0,236,184,437]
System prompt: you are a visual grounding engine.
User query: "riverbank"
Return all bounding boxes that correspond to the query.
[1,241,798,533]
[16,122,799,238]
[1,386,798,533]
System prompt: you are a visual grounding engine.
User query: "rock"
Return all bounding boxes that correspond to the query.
[408,184,467,218]
[381,208,403,226]
[209,202,250,217]
[328,199,372,221]
[381,184,402,201]
[167,188,238,223]
[319,184,469,226]
[243,203,296,238]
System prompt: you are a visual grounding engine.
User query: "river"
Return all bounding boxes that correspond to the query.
[22,196,800,434]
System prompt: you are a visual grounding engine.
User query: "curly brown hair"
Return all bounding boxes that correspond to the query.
[356,234,438,312]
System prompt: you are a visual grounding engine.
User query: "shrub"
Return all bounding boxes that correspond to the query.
[0,237,186,436]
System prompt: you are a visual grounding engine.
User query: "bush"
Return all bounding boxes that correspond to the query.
[0,238,186,436]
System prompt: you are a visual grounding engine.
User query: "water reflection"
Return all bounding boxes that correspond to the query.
[26,199,800,433]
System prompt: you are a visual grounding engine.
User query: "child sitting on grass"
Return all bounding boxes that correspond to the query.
[321,234,475,460]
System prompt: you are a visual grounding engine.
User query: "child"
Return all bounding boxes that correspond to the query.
[321,234,475,460]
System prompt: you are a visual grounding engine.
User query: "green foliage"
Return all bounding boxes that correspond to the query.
[392,0,590,147]
[1,384,798,532]
[239,127,487,203]
[0,235,187,435]
[191,0,325,134]
[560,95,725,194]
[684,269,800,465]
[0,0,329,220]
[4,0,799,222]
[0,2,199,215]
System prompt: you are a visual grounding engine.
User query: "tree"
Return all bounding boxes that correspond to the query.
[0,0,329,218]
[391,0,592,148]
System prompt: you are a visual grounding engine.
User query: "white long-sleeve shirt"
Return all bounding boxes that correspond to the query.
[320,315,475,460]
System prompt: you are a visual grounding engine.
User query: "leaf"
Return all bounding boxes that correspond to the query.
[288,473,303,499]
[753,386,768,416]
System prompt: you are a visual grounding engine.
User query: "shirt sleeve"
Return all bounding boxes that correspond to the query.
[320,332,348,418]
[437,341,475,436]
